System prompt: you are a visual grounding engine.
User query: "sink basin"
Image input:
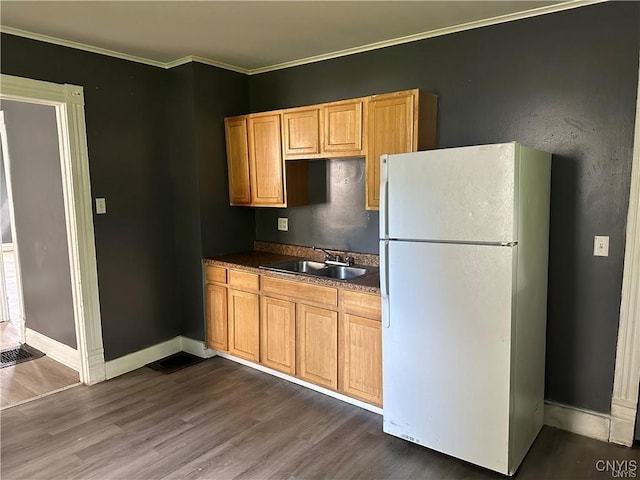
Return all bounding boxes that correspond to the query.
[322,266,372,280]
[261,259,328,274]
[260,259,376,281]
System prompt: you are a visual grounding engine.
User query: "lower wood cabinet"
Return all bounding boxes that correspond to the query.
[205,263,381,406]
[341,313,382,406]
[206,283,228,351]
[260,296,296,375]
[228,289,260,362]
[297,304,339,390]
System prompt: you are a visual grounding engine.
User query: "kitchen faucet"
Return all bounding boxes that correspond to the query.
[313,246,353,267]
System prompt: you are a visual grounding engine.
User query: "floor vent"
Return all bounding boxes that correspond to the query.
[146,352,204,374]
[0,344,45,368]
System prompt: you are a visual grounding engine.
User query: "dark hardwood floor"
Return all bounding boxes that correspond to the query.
[1,357,638,480]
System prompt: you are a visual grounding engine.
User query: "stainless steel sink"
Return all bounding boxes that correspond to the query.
[260,259,328,274]
[260,259,376,281]
[322,265,372,280]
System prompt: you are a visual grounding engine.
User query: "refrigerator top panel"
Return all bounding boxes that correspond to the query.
[381,142,518,244]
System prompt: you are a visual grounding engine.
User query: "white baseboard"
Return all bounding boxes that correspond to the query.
[25,328,80,372]
[609,398,638,446]
[543,400,611,442]
[179,336,217,359]
[105,337,182,379]
[215,351,383,415]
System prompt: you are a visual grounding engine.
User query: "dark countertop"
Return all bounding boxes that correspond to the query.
[204,251,380,294]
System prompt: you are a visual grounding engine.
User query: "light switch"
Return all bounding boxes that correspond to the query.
[95,198,107,215]
[594,235,609,257]
[277,217,288,231]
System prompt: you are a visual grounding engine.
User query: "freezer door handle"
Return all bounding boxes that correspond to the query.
[380,239,390,328]
[380,155,389,239]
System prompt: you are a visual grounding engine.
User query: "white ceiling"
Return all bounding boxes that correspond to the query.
[0,1,600,74]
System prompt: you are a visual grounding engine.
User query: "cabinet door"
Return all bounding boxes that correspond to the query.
[322,100,364,157]
[228,289,260,362]
[248,113,285,206]
[224,117,251,205]
[297,304,338,390]
[366,92,417,210]
[282,108,320,159]
[206,284,228,351]
[261,296,296,375]
[341,313,382,406]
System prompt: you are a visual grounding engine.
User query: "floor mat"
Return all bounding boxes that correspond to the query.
[146,352,204,374]
[0,344,45,368]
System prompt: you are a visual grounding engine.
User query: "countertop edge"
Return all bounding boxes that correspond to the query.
[203,254,380,295]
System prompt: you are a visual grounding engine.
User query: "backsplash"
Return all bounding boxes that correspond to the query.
[254,241,379,267]
[254,158,379,254]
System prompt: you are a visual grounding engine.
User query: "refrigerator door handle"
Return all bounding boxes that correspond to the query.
[380,155,389,239]
[380,239,390,328]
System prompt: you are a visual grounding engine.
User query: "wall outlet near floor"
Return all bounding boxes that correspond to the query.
[95,197,107,215]
[593,235,609,257]
[277,217,289,231]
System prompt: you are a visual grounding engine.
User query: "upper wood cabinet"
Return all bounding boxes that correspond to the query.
[223,88,436,209]
[224,113,309,208]
[322,99,365,157]
[365,89,437,210]
[224,117,251,205]
[282,101,365,160]
[247,113,286,206]
[282,108,321,160]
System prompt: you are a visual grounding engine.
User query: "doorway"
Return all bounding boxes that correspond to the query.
[0,74,105,386]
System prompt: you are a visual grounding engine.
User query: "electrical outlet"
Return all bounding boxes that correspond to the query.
[277,217,288,231]
[95,197,107,215]
[594,235,609,257]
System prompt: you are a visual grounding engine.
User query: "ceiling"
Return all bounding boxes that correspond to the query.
[0,1,601,74]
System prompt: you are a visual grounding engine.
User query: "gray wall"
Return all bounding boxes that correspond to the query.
[250,1,640,413]
[169,62,254,341]
[1,100,76,347]
[256,158,378,252]
[1,34,180,360]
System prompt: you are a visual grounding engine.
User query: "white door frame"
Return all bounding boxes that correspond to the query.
[0,111,26,337]
[0,133,11,323]
[0,74,105,384]
[609,54,640,446]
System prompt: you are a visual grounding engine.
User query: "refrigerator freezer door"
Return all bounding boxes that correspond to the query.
[384,143,518,243]
[382,240,515,474]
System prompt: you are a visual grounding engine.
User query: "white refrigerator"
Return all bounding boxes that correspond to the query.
[380,142,551,475]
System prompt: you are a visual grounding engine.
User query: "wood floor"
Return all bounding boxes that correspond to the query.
[1,357,638,480]
[1,319,80,409]
[1,246,81,409]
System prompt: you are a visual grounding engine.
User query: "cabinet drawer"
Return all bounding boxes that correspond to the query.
[262,276,338,307]
[206,265,227,284]
[340,290,381,320]
[228,269,259,292]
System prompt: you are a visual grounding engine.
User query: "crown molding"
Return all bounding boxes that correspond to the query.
[246,0,605,75]
[166,55,250,74]
[0,25,167,68]
[1,0,605,75]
